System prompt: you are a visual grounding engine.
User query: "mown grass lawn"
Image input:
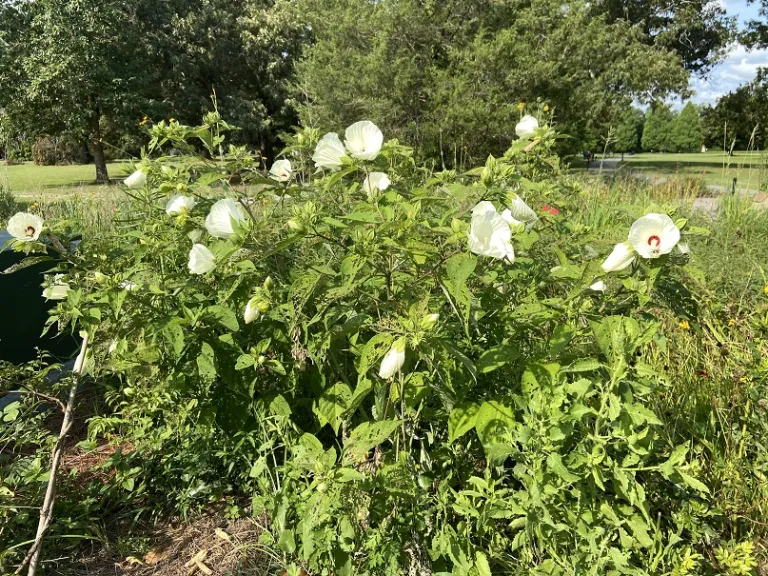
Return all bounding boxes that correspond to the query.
[571,150,768,190]
[0,161,132,198]
[623,151,767,189]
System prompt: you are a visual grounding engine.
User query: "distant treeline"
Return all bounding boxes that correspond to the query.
[3,0,764,180]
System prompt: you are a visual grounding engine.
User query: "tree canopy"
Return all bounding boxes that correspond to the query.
[641,103,676,152]
[294,0,693,164]
[700,75,768,151]
[613,106,644,157]
[670,102,702,152]
[0,0,739,174]
[0,0,301,181]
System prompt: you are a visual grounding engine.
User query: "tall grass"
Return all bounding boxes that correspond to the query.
[575,174,768,549]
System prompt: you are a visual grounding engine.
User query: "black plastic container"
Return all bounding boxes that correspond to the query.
[0,230,79,363]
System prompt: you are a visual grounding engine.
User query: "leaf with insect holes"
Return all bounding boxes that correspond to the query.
[345,420,401,460]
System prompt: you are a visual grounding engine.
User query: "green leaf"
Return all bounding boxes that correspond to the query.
[314,382,352,434]
[476,345,518,373]
[345,420,400,460]
[438,340,478,382]
[625,515,653,548]
[449,402,480,443]
[549,324,575,357]
[474,551,492,576]
[197,342,216,381]
[625,403,663,426]
[357,333,393,383]
[443,253,477,325]
[163,322,185,358]
[677,470,710,494]
[235,354,255,370]
[561,358,602,373]
[322,217,348,228]
[475,400,515,451]
[205,305,239,332]
[546,453,580,483]
[266,359,286,375]
[277,529,296,554]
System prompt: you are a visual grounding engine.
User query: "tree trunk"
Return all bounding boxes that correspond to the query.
[89,112,109,184]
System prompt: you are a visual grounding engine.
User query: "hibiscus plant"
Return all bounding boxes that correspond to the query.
[5,112,712,576]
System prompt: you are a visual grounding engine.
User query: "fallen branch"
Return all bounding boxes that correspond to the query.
[14,333,90,576]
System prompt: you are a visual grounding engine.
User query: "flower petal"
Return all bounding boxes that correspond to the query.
[270,159,293,182]
[601,242,636,272]
[7,212,44,242]
[628,213,680,258]
[379,339,406,379]
[344,121,383,161]
[188,244,216,274]
[507,195,538,230]
[362,172,391,197]
[205,199,248,239]
[312,132,346,170]
[166,195,197,215]
[515,115,539,139]
[124,169,147,189]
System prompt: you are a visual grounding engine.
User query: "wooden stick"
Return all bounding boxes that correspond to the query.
[15,333,90,576]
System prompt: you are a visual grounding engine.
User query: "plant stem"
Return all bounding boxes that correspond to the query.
[17,333,90,576]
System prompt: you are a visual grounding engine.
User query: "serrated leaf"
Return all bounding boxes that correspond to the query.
[677,470,710,494]
[474,552,491,576]
[561,358,602,373]
[546,453,580,483]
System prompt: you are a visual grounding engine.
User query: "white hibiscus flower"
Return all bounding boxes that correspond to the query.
[204,199,248,239]
[124,169,147,189]
[628,213,681,259]
[312,132,346,171]
[362,172,391,198]
[269,159,292,182]
[515,115,539,139]
[379,338,406,380]
[468,201,515,262]
[166,195,197,215]
[188,244,216,274]
[344,121,384,161]
[7,212,44,242]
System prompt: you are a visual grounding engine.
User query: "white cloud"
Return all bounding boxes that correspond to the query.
[690,43,768,105]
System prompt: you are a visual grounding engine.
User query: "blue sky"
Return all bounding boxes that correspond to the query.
[689,0,768,105]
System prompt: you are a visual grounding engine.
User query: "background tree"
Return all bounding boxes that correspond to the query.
[0,0,158,182]
[0,0,303,180]
[294,0,690,165]
[641,104,676,152]
[591,0,735,74]
[700,76,768,151]
[613,106,644,159]
[670,102,702,152]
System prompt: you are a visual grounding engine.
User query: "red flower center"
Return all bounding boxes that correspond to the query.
[25,226,36,237]
[647,235,661,248]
